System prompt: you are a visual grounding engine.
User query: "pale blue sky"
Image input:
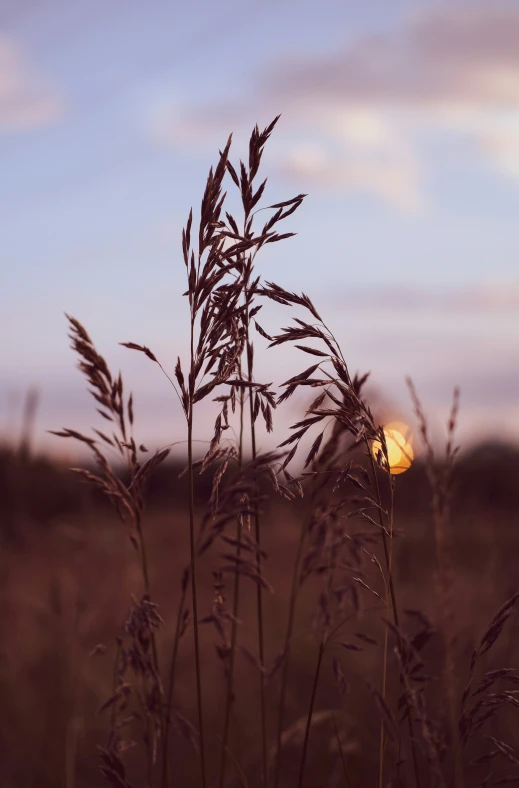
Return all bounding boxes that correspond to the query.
[1,0,519,457]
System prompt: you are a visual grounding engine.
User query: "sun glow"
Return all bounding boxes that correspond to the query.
[371,421,414,475]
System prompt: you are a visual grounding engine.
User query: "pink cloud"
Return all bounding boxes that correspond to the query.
[325,282,519,313]
[261,1,519,108]
[0,36,62,132]
[150,1,519,207]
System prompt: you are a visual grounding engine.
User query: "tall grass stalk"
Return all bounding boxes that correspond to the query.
[273,439,338,788]
[296,638,324,788]
[273,516,307,788]
[408,380,462,787]
[366,445,421,788]
[365,446,397,788]
[162,575,189,787]
[217,116,305,785]
[162,131,238,786]
[246,335,268,786]
[218,382,245,788]
[187,312,207,788]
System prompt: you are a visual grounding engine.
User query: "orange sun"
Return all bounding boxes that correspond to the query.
[371,422,414,475]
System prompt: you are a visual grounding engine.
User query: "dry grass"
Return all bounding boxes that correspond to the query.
[2,118,519,788]
[2,494,519,787]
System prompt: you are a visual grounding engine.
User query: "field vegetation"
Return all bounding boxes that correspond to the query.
[2,118,519,788]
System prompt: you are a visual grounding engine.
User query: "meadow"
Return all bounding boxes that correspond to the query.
[2,118,519,788]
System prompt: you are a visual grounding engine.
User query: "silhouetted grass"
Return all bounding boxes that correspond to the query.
[2,119,519,788]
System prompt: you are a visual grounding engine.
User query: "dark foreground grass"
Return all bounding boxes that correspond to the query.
[2,494,519,787]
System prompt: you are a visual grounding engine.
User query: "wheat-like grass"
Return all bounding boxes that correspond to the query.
[53,117,519,788]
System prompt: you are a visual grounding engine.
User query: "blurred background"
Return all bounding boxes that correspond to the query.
[1,1,519,786]
[1,0,519,457]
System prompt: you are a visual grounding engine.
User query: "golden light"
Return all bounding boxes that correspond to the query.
[371,422,414,475]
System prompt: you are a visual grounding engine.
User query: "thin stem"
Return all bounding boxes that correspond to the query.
[146,688,153,787]
[246,337,268,788]
[239,380,245,466]
[332,714,353,788]
[218,522,243,786]
[297,639,324,788]
[366,447,421,788]
[161,579,189,787]
[134,509,167,787]
[273,518,307,788]
[218,738,249,788]
[188,318,207,788]
[367,451,397,788]
[110,639,122,731]
[219,383,245,788]
[134,508,151,591]
[367,448,398,788]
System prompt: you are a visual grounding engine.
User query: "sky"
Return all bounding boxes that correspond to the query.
[1,0,519,460]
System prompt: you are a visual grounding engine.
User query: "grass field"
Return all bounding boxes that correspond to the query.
[2,452,519,787]
[2,118,519,788]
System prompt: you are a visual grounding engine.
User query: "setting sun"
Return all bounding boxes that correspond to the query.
[371,422,414,475]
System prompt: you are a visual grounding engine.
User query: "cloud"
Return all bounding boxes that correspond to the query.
[477,122,519,177]
[262,2,519,108]
[0,36,62,132]
[281,139,422,212]
[325,281,519,313]
[150,97,423,211]
[151,0,519,208]
[263,0,519,182]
